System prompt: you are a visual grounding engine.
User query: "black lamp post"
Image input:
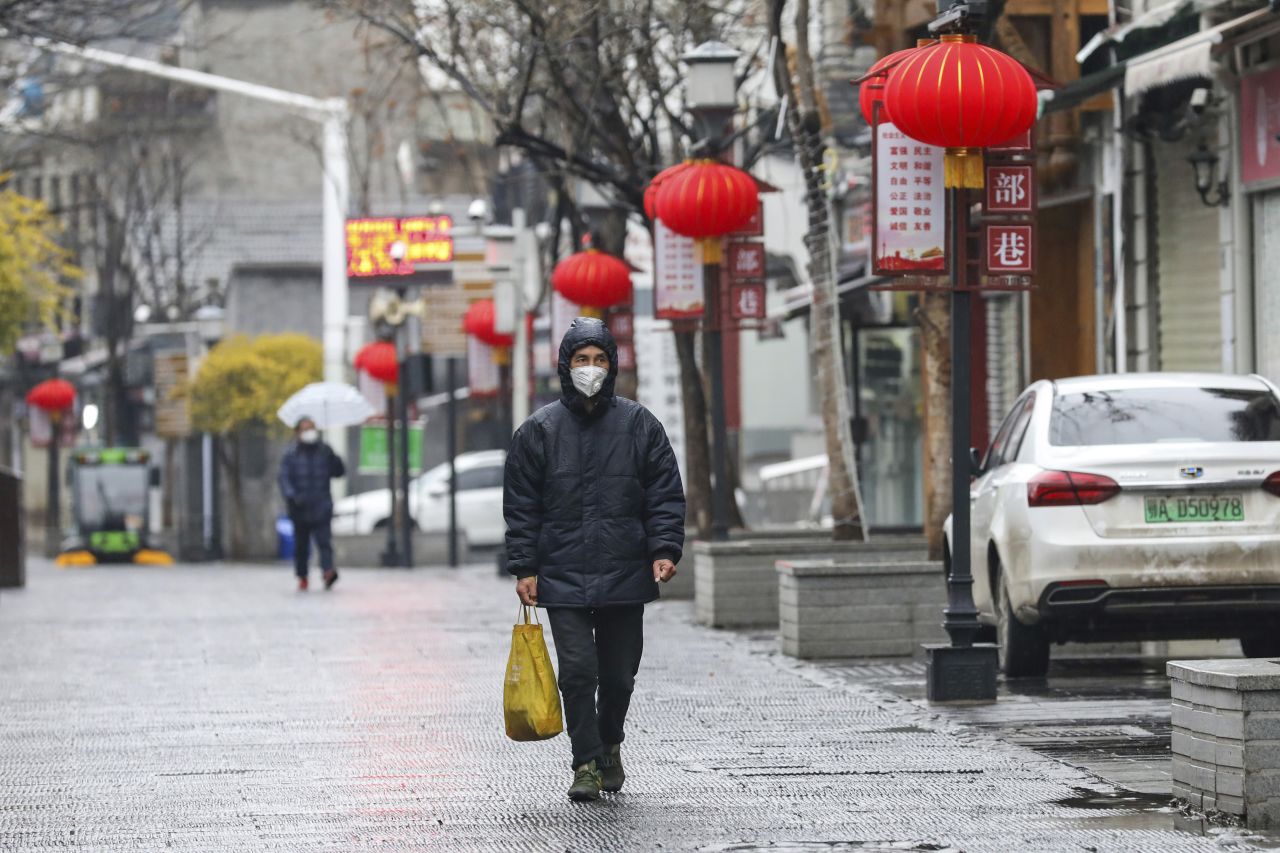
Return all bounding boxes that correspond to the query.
[922,0,1000,704]
[683,41,739,542]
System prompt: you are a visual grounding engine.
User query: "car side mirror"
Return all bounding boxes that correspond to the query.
[425,482,448,498]
[969,448,984,477]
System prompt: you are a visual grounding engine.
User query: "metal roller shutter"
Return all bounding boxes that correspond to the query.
[1154,139,1222,372]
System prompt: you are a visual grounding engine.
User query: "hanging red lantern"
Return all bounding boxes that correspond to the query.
[354,340,398,384]
[653,160,758,242]
[551,249,633,310]
[858,47,921,125]
[26,378,76,412]
[644,162,692,221]
[462,299,520,348]
[882,34,1037,188]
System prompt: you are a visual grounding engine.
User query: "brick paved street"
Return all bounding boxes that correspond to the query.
[0,558,1273,852]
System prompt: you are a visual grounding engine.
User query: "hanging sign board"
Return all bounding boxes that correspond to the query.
[152,349,192,438]
[984,224,1035,275]
[726,242,766,281]
[729,283,767,320]
[985,165,1035,215]
[467,336,500,397]
[358,424,423,474]
[872,121,946,275]
[418,288,470,356]
[653,221,705,320]
[1241,66,1280,187]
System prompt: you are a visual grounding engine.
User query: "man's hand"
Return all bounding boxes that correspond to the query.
[516,576,538,606]
[653,559,677,583]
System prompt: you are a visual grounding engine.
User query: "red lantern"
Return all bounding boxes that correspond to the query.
[882,35,1037,188]
[462,299,520,348]
[858,47,920,125]
[551,250,633,310]
[644,162,692,221]
[653,161,758,241]
[355,341,398,384]
[26,378,76,412]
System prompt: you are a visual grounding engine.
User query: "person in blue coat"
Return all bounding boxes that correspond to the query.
[504,317,686,802]
[278,416,346,591]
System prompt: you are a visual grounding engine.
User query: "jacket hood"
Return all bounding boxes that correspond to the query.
[558,317,619,412]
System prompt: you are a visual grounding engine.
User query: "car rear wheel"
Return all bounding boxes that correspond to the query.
[1240,633,1280,658]
[996,565,1050,678]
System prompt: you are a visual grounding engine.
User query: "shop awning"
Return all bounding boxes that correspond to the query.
[1040,62,1127,115]
[1123,7,1274,97]
[1076,0,1197,65]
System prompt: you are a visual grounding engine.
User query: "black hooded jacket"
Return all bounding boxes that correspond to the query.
[503,317,686,607]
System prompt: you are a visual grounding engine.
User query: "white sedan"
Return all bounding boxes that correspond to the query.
[946,373,1280,677]
[332,450,507,546]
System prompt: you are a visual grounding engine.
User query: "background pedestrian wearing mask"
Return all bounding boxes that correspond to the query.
[278,416,346,591]
[503,317,686,802]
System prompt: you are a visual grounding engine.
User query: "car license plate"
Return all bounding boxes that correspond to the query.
[1144,494,1245,523]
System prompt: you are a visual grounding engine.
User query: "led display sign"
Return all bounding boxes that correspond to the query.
[346,215,454,278]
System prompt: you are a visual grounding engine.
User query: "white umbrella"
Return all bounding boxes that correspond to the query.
[277,382,378,429]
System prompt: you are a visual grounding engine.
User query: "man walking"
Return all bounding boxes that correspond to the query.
[278,416,346,591]
[504,317,685,802]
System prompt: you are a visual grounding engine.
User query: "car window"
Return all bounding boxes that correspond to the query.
[1050,387,1280,446]
[456,465,505,491]
[1005,396,1038,463]
[985,393,1032,470]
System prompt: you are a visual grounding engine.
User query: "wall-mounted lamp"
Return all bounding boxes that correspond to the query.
[1188,143,1230,207]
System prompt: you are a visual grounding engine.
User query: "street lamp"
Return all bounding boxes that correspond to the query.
[683,41,739,152]
[194,304,225,560]
[682,41,739,542]
[1188,143,1230,207]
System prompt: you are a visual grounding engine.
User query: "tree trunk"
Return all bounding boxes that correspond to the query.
[674,328,712,537]
[918,291,952,560]
[786,0,867,542]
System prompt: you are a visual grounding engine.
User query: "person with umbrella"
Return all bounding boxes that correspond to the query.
[276,382,372,591]
[278,415,347,591]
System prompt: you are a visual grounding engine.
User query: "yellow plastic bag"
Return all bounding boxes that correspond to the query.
[503,605,564,742]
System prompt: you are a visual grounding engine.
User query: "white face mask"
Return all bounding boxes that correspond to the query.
[570,365,608,398]
[299,429,319,444]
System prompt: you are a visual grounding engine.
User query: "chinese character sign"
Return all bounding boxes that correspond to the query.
[730,283,766,320]
[985,225,1034,274]
[726,242,765,281]
[874,124,946,274]
[985,165,1034,214]
[654,221,705,320]
[346,215,454,278]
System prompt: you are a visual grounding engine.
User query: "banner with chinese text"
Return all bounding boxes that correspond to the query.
[654,221,704,319]
[873,123,946,275]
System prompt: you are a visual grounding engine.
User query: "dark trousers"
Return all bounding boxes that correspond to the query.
[545,605,645,768]
[292,517,334,578]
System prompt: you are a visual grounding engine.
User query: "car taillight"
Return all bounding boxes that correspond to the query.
[1264,472,1280,497]
[1027,470,1121,507]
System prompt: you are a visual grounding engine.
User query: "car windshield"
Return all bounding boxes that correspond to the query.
[76,465,149,528]
[1050,386,1280,446]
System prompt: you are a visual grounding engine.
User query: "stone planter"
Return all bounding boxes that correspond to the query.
[1169,658,1280,829]
[777,558,947,659]
[660,527,831,602]
[693,535,926,628]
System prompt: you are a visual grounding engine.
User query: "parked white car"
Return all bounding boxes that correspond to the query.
[332,450,507,546]
[946,373,1280,677]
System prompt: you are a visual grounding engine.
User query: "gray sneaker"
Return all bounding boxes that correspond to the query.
[599,744,625,792]
[568,761,602,802]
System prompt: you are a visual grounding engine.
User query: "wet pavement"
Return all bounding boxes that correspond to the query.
[1,557,1277,851]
